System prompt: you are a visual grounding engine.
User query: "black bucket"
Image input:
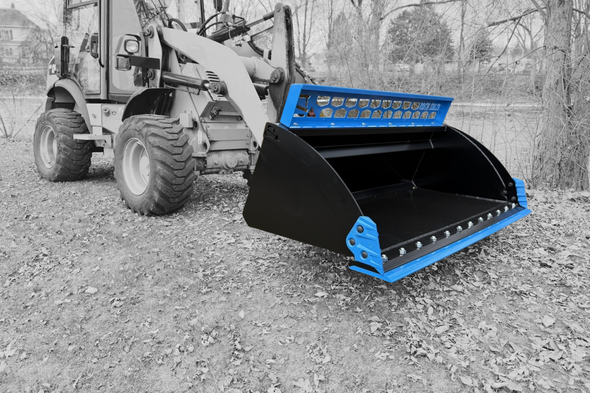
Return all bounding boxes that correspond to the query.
[243,85,530,282]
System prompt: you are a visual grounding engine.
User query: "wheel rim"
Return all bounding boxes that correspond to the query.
[39,125,57,168]
[122,137,150,195]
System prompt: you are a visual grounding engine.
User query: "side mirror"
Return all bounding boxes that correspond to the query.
[89,33,99,59]
[54,36,70,78]
[213,0,223,12]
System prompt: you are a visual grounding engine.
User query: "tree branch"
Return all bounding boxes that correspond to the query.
[384,0,461,19]
[483,21,521,76]
[256,0,272,13]
[486,8,539,27]
[573,7,590,20]
[529,0,547,20]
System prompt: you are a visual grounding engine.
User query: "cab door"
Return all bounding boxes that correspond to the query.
[64,0,105,98]
[108,0,143,102]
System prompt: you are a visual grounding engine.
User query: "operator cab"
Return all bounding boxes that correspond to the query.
[55,0,273,103]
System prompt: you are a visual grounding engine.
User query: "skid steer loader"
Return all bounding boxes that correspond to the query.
[34,0,530,283]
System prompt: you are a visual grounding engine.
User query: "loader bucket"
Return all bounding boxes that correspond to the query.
[243,84,531,283]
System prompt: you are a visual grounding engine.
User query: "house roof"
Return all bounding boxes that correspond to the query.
[0,7,36,28]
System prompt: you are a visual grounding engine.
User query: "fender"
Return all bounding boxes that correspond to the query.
[45,78,91,131]
[122,88,175,121]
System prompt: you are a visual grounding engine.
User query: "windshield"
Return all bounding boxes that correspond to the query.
[135,0,206,28]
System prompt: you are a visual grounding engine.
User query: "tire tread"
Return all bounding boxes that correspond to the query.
[34,108,92,181]
[114,115,195,215]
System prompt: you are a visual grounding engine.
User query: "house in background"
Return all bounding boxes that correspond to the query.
[0,3,38,65]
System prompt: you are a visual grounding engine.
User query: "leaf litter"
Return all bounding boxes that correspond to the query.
[1,139,590,391]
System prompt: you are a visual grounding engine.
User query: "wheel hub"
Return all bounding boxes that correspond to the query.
[39,125,57,168]
[122,138,150,195]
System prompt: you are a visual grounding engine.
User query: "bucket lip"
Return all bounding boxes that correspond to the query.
[381,204,526,268]
[347,178,531,283]
[280,84,454,130]
[349,205,531,283]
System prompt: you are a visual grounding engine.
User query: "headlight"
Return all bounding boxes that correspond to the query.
[124,39,140,54]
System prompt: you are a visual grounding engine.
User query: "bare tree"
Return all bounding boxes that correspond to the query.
[291,0,317,68]
[230,0,321,69]
[457,0,467,81]
[320,0,389,88]
[531,0,590,189]
[21,0,62,59]
[230,0,265,21]
[348,0,394,89]
[485,0,589,189]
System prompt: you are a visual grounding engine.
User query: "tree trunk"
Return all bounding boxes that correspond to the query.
[293,0,315,68]
[349,0,388,89]
[532,0,588,189]
[457,0,466,83]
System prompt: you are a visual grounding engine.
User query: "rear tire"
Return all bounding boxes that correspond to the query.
[114,115,196,215]
[33,109,92,181]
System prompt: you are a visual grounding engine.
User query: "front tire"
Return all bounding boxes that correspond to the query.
[33,109,92,181]
[114,115,196,215]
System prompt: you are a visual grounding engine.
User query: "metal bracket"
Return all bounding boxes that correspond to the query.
[346,217,384,275]
[74,133,113,148]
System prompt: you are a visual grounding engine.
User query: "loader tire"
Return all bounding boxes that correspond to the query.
[33,109,92,181]
[114,115,196,216]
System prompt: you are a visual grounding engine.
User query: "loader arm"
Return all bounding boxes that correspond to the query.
[158,28,270,144]
[267,3,296,122]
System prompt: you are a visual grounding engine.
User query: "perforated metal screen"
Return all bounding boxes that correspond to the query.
[280,84,453,129]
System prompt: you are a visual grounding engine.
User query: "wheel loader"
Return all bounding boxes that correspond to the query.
[34,0,531,283]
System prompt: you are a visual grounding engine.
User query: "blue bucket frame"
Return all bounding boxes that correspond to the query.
[280,84,454,129]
